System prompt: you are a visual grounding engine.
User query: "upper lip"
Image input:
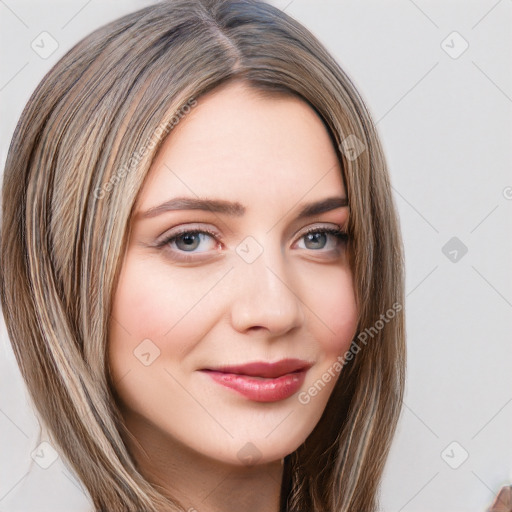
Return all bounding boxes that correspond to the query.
[201,358,313,378]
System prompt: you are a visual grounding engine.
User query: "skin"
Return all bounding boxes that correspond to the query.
[108,80,359,512]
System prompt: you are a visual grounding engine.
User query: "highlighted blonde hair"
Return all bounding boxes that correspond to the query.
[0,0,405,510]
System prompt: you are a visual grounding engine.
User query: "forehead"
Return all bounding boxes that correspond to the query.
[136,81,345,213]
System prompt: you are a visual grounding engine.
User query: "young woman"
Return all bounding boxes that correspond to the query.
[0,1,406,511]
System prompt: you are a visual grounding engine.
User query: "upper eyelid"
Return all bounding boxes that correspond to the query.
[159,222,346,241]
[156,224,218,243]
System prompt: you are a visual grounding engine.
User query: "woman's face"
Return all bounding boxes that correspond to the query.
[108,81,359,466]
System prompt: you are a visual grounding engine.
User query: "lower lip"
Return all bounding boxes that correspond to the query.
[201,370,307,402]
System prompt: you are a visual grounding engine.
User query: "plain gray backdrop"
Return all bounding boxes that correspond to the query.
[1,1,511,510]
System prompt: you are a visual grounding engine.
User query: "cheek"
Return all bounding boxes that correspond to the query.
[111,257,190,334]
[108,255,222,366]
[305,265,359,357]
[297,267,358,413]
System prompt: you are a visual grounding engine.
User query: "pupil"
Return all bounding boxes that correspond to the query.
[306,232,326,249]
[178,233,199,251]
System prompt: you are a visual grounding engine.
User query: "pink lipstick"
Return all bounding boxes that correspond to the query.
[200,359,311,402]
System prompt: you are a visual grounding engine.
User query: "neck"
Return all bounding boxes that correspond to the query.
[121,411,285,512]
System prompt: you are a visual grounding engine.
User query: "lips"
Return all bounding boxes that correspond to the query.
[203,358,312,378]
[200,358,312,402]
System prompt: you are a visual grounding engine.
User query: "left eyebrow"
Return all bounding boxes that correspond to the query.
[295,196,349,219]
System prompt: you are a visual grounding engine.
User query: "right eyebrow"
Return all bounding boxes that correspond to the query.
[136,197,246,220]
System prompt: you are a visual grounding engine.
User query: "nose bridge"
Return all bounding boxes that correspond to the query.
[230,239,305,335]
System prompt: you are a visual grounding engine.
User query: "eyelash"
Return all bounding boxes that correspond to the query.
[157,226,349,263]
[301,226,349,247]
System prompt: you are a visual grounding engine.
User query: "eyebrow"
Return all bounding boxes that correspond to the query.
[137,195,348,220]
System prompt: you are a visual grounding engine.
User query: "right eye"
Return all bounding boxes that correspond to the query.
[164,231,215,252]
[157,227,223,263]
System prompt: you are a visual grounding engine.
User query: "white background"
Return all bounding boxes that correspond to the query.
[1,1,511,511]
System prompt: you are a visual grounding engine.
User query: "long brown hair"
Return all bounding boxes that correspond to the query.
[0,1,405,510]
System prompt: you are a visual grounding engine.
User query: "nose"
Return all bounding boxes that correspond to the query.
[229,246,305,337]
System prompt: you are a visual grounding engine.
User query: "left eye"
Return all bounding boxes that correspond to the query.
[296,227,349,251]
